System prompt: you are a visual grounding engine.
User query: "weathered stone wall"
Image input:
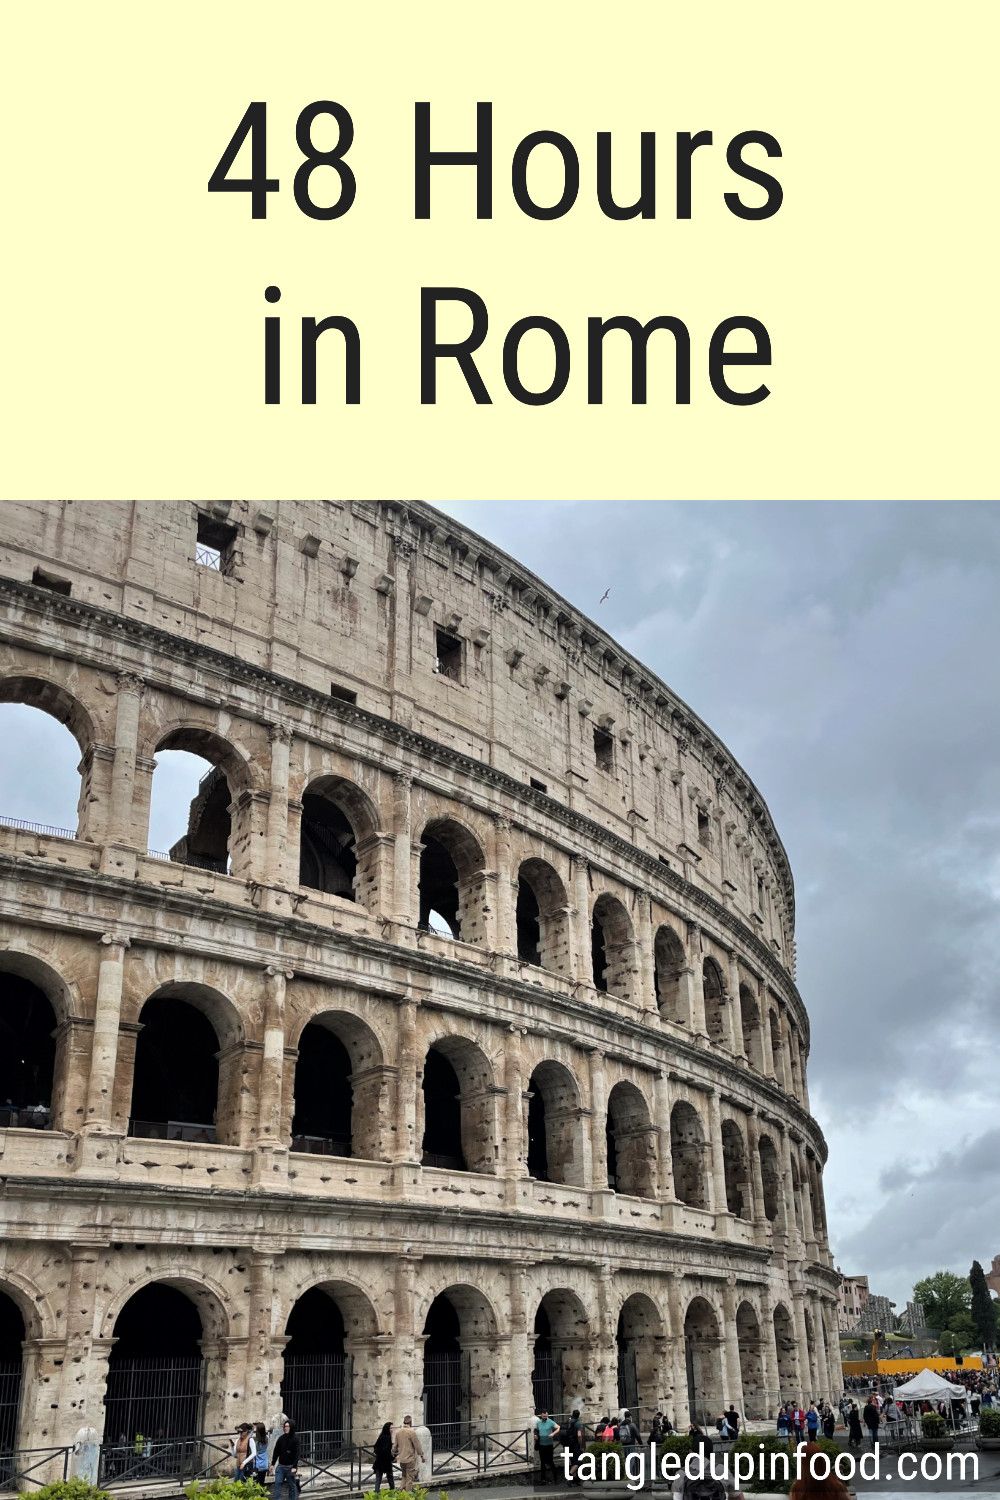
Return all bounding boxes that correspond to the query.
[0,501,839,1459]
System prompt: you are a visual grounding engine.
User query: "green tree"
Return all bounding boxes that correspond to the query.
[913,1271,971,1331]
[970,1261,998,1350]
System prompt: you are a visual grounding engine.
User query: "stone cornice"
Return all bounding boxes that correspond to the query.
[0,574,807,1038]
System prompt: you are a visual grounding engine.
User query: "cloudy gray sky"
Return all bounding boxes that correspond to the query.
[1,500,996,1311]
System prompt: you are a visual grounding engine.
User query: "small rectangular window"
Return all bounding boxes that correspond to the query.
[658,854,671,869]
[529,777,548,793]
[435,628,463,681]
[329,683,357,705]
[697,809,711,846]
[32,567,71,596]
[196,514,238,576]
[593,726,615,773]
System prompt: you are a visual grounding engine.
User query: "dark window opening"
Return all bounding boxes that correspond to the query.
[593,727,615,773]
[291,1024,353,1156]
[531,1304,561,1416]
[591,915,609,992]
[104,1285,203,1448]
[299,795,357,898]
[423,1295,468,1446]
[697,809,711,846]
[0,1293,25,1457]
[31,567,71,596]
[605,1115,618,1190]
[529,777,548,794]
[281,1289,351,1449]
[168,765,231,874]
[658,854,671,869]
[130,996,218,1141]
[0,976,56,1127]
[527,1088,548,1181]
[435,628,463,681]
[421,1047,465,1170]
[195,514,237,575]
[329,682,358,705]
[419,836,461,938]
[516,878,542,965]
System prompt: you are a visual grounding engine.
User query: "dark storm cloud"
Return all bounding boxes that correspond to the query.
[441,501,1000,1300]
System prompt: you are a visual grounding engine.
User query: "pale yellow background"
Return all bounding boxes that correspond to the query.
[2,2,997,499]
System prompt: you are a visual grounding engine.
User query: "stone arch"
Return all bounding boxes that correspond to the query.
[758,1134,781,1223]
[129,982,244,1147]
[684,1296,724,1425]
[531,1288,590,1417]
[653,924,687,1023]
[736,1300,767,1418]
[0,674,96,837]
[516,858,570,973]
[150,724,256,878]
[670,1100,708,1209]
[617,1292,663,1417]
[591,893,635,999]
[280,1278,381,1445]
[420,1032,497,1175]
[702,958,727,1045]
[291,1010,387,1162]
[772,1302,797,1396]
[606,1080,656,1198]
[418,817,488,943]
[0,948,78,1136]
[421,1284,501,1440]
[298,774,382,912]
[527,1059,584,1188]
[738,984,763,1069]
[721,1119,751,1219]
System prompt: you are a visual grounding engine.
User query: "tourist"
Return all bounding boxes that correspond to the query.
[535,1408,559,1482]
[271,1420,299,1500]
[789,1441,849,1500]
[821,1407,835,1440]
[596,1415,616,1441]
[617,1409,639,1454]
[847,1403,863,1450]
[372,1422,394,1492]
[252,1424,270,1487]
[791,1405,805,1441]
[725,1405,741,1438]
[805,1404,819,1440]
[392,1415,423,1491]
[563,1411,585,1485]
[232,1423,257,1481]
[862,1398,880,1447]
[776,1405,791,1437]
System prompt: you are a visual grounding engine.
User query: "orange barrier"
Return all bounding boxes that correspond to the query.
[842,1356,983,1378]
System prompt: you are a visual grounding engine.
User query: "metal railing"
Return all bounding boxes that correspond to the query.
[0,813,76,840]
[99,1431,231,1487]
[0,1106,51,1130]
[128,1119,218,1145]
[0,1445,72,1492]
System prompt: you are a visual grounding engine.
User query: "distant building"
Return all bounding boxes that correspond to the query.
[837,1271,871,1332]
[856,1295,897,1336]
[987,1256,1000,1298]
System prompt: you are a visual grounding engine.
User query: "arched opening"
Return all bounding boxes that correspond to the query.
[527,1062,583,1187]
[684,1297,723,1425]
[421,1037,496,1175]
[590,894,634,998]
[736,1302,766,1418]
[606,1082,655,1198]
[130,994,221,1144]
[618,1294,662,1417]
[721,1119,750,1219]
[759,1135,781,1223]
[422,1288,498,1445]
[653,925,687,1023]
[516,860,570,972]
[418,819,486,943]
[739,984,762,1068]
[0,686,88,837]
[0,974,56,1129]
[290,1011,385,1161]
[281,1288,352,1454]
[702,959,726,1045]
[299,796,356,897]
[103,1285,205,1455]
[670,1101,708,1209]
[531,1290,590,1419]
[150,730,245,875]
[0,1291,25,1462]
[773,1304,797,1395]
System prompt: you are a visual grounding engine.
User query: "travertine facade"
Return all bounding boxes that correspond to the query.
[0,500,839,1467]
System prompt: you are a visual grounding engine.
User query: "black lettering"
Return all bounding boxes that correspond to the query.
[586,315,691,404]
[414,102,493,219]
[263,285,281,404]
[708,317,771,404]
[511,132,580,220]
[724,131,783,220]
[596,132,656,220]
[301,316,361,404]
[675,131,713,219]
[502,317,571,404]
[420,287,492,403]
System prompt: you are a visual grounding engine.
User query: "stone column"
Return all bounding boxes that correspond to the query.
[747,1112,767,1231]
[687,928,708,1035]
[55,1242,102,1440]
[799,1145,817,1252]
[507,1262,532,1429]
[757,1286,781,1417]
[493,816,516,956]
[636,894,656,1012]
[573,857,592,984]
[779,1127,799,1245]
[587,1050,609,1200]
[244,1251,280,1416]
[707,1089,729,1217]
[813,1303,830,1399]
[721,1282,745,1413]
[792,1293,813,1401]
[665,1273,689,1427]
[653,1072,675,1202]
[253,966,292,1185]
[823,1301,842,1401]
[595,1263,618,1416]
[504,1026,526,1184]
[393,1256,421,1420]
[394,998,420,1163]
[392,772,413,922]
[677,964,700,1032]
[759,983,775,1076]
[726,952,745,1058]
[265,724,292,886]
[81,933,130,1133]
[105,671,145,847]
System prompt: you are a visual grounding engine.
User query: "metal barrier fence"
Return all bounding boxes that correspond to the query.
[0,1445,72,1492]
[97,1432,231,1487]
[0,814,76,839]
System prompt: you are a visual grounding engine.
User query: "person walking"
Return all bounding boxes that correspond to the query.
[791,1405,805,1442]
[862,1398,880,1448]
[272,1420,299,1500]
[392,1415,424,1491]
[232,1423,257,1482]
[805,1404,820,1441]
[563,1411,585,1485]
[372,1422,395,1493]
[776,1405,791,1438]
[617,1410,640,1454]
[252,1424,270,1487]
[847,1404,863,1451]
[535,1409,558,1483]
[821,1407,835,1441]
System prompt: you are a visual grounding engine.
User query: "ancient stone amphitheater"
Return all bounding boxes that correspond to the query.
[0,500,839,1483]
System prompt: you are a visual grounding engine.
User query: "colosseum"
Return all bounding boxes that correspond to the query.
[0,500,840,1484]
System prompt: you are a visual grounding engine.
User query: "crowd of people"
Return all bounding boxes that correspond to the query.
[228,1414,427,1497]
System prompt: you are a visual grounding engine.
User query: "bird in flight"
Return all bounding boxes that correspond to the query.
[599,588,611,604]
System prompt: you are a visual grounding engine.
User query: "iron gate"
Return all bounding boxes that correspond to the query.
[100,1354,204,1482]
[617,1346,639,1415]
[0,1358,23,1487]
[423,1349,471,1447]
[281,1353,353,1462]
[531,1350,564,1417]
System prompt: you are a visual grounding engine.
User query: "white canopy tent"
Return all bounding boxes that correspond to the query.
[891,1367,970,1422]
